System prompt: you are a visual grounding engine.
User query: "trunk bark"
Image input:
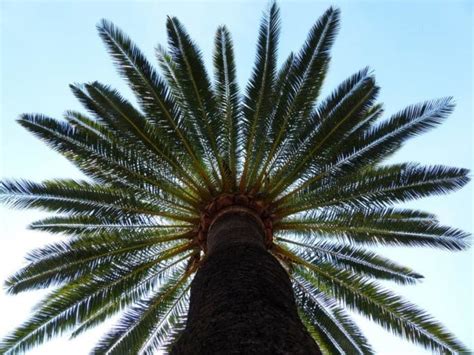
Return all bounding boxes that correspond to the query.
[171,211,321,354]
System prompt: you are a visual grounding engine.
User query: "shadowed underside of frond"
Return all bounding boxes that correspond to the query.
[0,2,470,354]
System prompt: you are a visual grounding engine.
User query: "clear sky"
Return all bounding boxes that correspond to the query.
[0,0,472,354]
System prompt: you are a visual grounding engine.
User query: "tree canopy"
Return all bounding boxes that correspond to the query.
[0,3,470,354]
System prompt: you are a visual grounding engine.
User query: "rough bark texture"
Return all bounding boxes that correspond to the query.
[171,212,321,355]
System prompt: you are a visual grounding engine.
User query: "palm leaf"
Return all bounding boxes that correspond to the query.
[293,275,373,354]
[165,17,225,190]
[239,2,280,191]
[275,207,469,250]
[92,267,191,354]
[0,250,192,354]
[213,26,240,189]
[268,68,379,198]
[97,19,214,196]
[278,163,470,214]
[278,238,423,284]
[278,246,469,354]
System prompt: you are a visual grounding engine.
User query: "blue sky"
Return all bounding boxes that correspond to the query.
[0,0,472,354]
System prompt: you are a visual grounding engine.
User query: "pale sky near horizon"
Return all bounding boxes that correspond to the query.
[0,0,472,354]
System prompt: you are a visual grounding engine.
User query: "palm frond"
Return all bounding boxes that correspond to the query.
[5,235,192,294]
[213,25,241,189]
[252,52,296,191]
[0,179,195,223]
[278,246,469,354]
[165,17,225,190]
[268,68,379,198]
[239,2,280,191]
[92,267,191,354]
[0,251,192,355]
[275,207,469,250]
[293,275,373,354]
[278,238,423,284]
[69,253,192,340]
[28,215,190,236]
[279,163,470,214]
[290,7,340,121]
[97,19,214,197]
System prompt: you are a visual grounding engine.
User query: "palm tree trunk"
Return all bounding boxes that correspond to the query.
[171,211,321,354]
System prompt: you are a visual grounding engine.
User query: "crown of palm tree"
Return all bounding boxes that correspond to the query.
[0,3,470,354]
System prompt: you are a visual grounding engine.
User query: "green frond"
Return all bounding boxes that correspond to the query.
[5,235,192,294]
[252,52,296,191]
[96,19,214,197]
[92,267,191,354]
[137,286,190,355]
[276,207,469,250]
[64,110,112,140]
[29,215,190,236]
[298,309,337,355]
[162,313,188,353]
[0,252,192,355]
[268,68,379,198]
[165,17,225,190]
[278,238,423,284]
[239,2,280,191]
[279,163,470,214]
[290,7,340,122]
[69,253,192,340]
[331,97,452,169]
[0,179,196,223]
[213,25,240,189]
[292,262,468,354]
[293,275,373,354]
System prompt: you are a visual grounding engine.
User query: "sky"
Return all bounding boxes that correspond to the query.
[0,0,472,354]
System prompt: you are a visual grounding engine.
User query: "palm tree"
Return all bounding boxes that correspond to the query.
[0,3,470,354]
